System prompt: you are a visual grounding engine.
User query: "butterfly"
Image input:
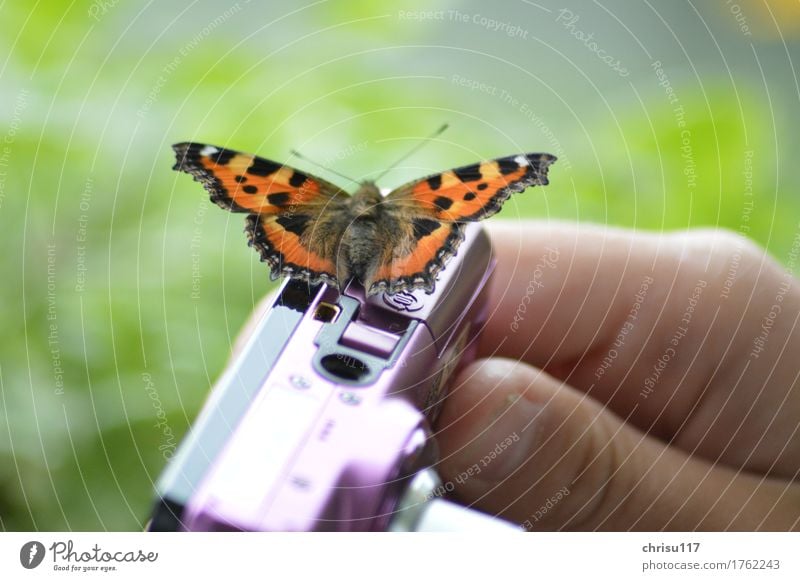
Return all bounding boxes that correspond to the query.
[172,142,556,296]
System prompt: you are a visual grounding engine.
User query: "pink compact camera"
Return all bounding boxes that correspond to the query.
[148,222,515,531]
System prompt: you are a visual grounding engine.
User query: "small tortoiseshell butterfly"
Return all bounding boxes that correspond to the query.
[172,142,556,295]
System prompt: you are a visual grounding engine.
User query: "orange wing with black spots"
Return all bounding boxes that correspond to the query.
[173,141,557,296]
[172,142,346,214]
[173,142,347,287]
[367,220,465,295]
[245,213,341,287]
[386,152,556,221]
[365,152,556,295]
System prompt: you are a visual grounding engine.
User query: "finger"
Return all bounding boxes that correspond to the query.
[478,221,709,440]
[436,358,800,530]
[479,221,800,471]
[481,220,729,376]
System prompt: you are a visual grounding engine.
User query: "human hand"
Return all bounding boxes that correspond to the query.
[435,221,800,531]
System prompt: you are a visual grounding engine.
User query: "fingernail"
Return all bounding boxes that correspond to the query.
[467,393,544,484]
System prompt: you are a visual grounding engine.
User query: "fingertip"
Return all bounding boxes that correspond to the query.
[435,358,563,501]
[433,357,633,529]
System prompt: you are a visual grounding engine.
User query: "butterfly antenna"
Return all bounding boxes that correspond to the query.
[289,149,361,187]
[373,123,449,183]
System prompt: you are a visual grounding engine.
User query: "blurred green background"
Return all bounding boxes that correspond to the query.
[1,0,799,530]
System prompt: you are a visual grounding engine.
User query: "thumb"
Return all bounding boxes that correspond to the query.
[435,358,793,531]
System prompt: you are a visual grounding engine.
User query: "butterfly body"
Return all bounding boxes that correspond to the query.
[173,142,556,295]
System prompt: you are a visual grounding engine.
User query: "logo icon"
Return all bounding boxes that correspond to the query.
[20,541,45,569]
[382,290,423,312]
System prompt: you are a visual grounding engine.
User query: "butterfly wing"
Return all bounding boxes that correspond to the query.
[245,211,348,287]
[385,152,556,221]
[365,153,556,295]
[172,142,346,213]
[366,217,465,296]
[172,142,348,286]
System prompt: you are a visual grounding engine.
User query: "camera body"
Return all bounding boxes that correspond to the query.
[149,222,505,532]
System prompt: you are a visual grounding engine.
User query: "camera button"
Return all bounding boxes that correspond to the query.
[340,322,399,358]
[339,392,362,406]
[290,374,312,389]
